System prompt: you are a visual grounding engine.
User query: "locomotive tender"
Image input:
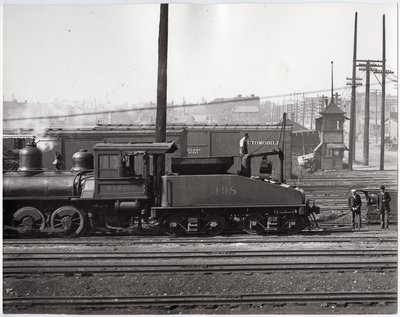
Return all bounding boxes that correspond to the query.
[3,140,317,237]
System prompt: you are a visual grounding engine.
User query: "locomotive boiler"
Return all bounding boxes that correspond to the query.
[3,140,318,238]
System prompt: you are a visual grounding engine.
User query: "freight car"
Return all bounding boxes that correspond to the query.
[3,140,318,238]
[4,123,291,178]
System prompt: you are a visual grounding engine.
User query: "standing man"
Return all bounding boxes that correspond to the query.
[348,189,362,229]
[239,133,250,176]
[239,133,249,156]
[377,185,391,229]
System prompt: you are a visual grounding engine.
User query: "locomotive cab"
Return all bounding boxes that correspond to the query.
[92,142,177,200]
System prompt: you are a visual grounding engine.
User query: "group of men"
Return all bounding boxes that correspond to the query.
[348,186,391,230]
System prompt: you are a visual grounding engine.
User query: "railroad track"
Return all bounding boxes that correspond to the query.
[3,259,397,275]
[3,248,397,261]
[3,235,397,246]
[3,291,397,309]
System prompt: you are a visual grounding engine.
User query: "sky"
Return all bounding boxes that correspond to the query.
[2,2,398,105]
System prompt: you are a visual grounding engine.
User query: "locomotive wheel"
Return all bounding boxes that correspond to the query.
[202,215,226,236]
[163,215,186,237]
[12,207,45,238]
[243,213,267,234]
[50,205,86,237]
[278,214,307,235]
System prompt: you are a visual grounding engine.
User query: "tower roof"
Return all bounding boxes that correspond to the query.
[320,99,345,115]
[285,118,308,132]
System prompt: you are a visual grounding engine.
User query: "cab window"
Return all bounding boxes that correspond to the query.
[120,152,148,178]
[98,154,119,178]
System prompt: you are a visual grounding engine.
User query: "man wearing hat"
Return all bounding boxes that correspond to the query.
[377,185,391,229]
[348,189,362,229]
[239,133,249,157]
[239,133,250,176]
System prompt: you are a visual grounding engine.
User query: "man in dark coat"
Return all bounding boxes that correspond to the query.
[239,133,250,176]
[239,133,249,157]
[348,189,362,229]
[377,185,391,229]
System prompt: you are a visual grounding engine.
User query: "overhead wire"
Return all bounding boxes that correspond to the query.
[4,81,395,122]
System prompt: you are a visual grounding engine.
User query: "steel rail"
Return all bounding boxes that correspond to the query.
[3,291,397,308]
[3,249,397,261]
[3,260,397,275]
[3,236,397,245]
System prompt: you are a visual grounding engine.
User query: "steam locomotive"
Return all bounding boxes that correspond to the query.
[3,140,318,238]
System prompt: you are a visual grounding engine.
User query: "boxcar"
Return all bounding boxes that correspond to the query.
[40,127,188,172]
[4,124,293,180]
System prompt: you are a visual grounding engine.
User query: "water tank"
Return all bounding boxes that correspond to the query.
[71,149,94,172]
[18,142,44,175]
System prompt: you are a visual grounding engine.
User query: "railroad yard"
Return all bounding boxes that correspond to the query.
[3,229,397,314]
[3,170,398,314]
[3,3,398,316]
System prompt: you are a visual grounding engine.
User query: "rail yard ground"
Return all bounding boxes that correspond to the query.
[3,169,398,314]
[3,228,397,314]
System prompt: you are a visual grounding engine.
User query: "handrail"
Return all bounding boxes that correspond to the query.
[166,179,173,207]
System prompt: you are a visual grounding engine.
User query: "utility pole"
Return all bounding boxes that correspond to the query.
[346,73,364,162]
[302,94,305,127]
[155,4,168,205]
[331,61,334,101]
[280,112,286,183]
[364,61,370,165]
[155,4,169,143]
[380,14,386,171]
[310,98,314,129]
[348,11,358,170]
[363,61,370,165]
[375,89,378,144]
[357,59,386,165]
[278,104,281,122]
[270,102,273,122]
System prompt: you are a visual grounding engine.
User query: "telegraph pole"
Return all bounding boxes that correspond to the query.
[358,15,393,170]
[357,60,380,165]
[353,56,388,168]
[155,4,168,204]
[331,61,334,101]
[302,94,305,127]
[364,61,370,165]
[375,89,378,143]
[278,104,281,122]
[280,112,286,183]
[348,12,358,170]
[363,61,370,165]
[310,98,314,129]
[321,95,325,111]
[380,14,386,170]
[155,4,169,144]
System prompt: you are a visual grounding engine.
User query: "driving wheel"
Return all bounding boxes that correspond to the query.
[12,207,45,238]
[50,205,86,237]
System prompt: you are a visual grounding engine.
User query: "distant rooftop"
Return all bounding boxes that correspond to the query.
[208,94,259,105]
[285,118,309,132]
[232,105,259,113]
[3,99,28,107]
